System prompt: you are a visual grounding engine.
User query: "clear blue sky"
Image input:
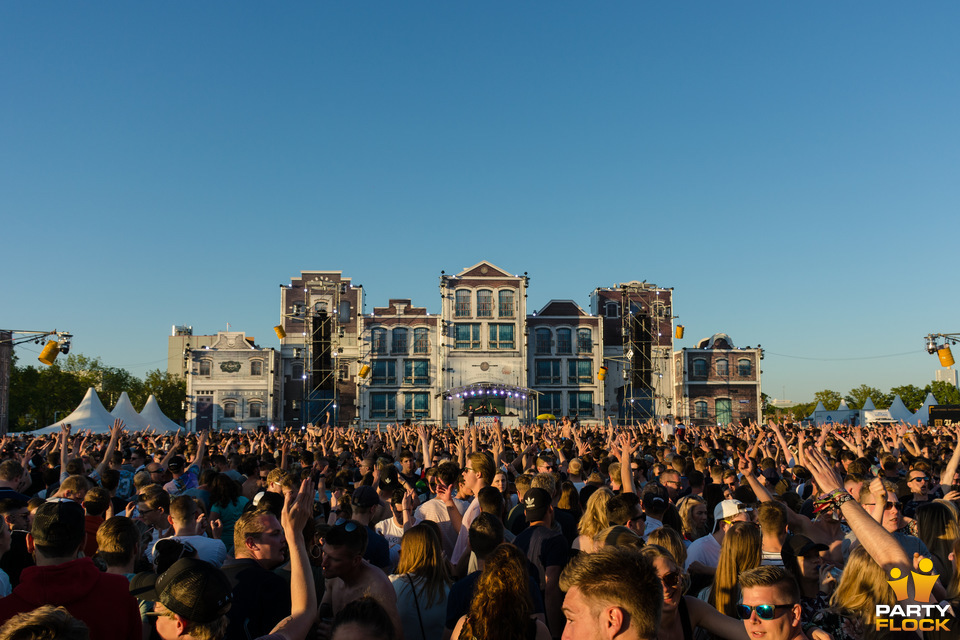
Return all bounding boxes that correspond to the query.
[3,2,958,403]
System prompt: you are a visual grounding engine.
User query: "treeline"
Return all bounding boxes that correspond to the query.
[8,353,185,431]
[768,381,960,422]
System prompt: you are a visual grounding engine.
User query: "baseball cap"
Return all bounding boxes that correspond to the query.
[783,534,829,558]
[130,558,232,623]
[712,499,753,533]
[31,499,85,549]
[352,486,380,509]
[523,488,552,522]
[167,456,185,473]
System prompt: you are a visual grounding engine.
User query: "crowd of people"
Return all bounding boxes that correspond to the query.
[0,415,956,640]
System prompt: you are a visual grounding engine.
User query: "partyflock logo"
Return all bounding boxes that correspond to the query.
[875,558,950,632]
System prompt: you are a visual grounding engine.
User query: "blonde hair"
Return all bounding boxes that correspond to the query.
[676,495,707,541]
[395,524,451,608]
[577,487,613,540]
[709,521,761,617]
[829,545,896,628]
[647,527,687,569]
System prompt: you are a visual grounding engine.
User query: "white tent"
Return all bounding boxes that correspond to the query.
[32,387,117,434]
[886,395,914,424]
[861,397,876,412]
[808,400,857,426]
[139,395,182,433]
[914,392,938,426]
[111,392,150,431]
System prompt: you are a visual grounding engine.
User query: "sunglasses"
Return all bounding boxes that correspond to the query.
[660,571,682,589]
[909,476,930,483]
[863,502,902,511]
[737,604,793,620]
[334,520,359,532]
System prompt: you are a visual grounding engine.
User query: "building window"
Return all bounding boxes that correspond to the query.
[738,359,752,377]
[371,328,387,355]
[291,362,303,379]
[249,402,262,419]
[199,360,212,376]
[223,402,236,418]
[413,328,429,354]
[371,360,397,385]
[577,329,593,353]
[716,359,729,376]
[556,328,572,355]
[392,328,408,354]
[477,290,493,317]
[695,401,708,418]
[716,398,732,425]
[454,323,481,349]
[404,392,429,419]
[250,361,262,376]
[371,393,396,419]
[605,301,619,318]
[488,324,515,349]
[539,392,562,415]
[692,358,707,377]
[499,290,515,318]
[568,359,593,385]
[535,328,552,355]
[404,359,429,385]
[455,290,471,317]
[572,392,594,417]
[535,360,561,385]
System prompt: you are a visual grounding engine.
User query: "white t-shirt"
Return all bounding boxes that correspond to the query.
[451,497,481,564]
[154,534,227,567]
[414,497,467,560]
[685,532,721,571]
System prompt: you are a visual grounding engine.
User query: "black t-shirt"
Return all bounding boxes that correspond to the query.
[514,524,568,591]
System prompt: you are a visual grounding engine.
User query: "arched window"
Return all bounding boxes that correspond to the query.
[291,362,303,379]
[692,359,707,377]
[498,290,515,318]
[556,328,572,354]
[455,290,471,317]
[577,329,592,353]
[249,402,262,419]
[199,360,211,376]
[371,328,387,355]
[605,301,619,318]
[535,328,552,355]
[392,328,408,354]
[716,359,729,376]
[738,359,752,376]
[695,401,708,418]
[413,328,429,354]
[223,402,237,418]
[250,360,263,376]
[476,290,493,317]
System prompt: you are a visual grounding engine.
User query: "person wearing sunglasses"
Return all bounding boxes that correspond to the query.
[738,566,808,640]
[840,477,930,566]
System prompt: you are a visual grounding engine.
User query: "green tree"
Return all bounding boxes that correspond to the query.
[844,385,890,410]
[813,390,842,411]
[889,384,926,412]
[925,381,960,405]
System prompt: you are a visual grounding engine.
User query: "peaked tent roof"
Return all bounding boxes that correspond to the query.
[32,387,117,434]
[861,397,876,411]
[886,395,914,423]
[111,392,150,431]
[139,395,182,433]
[914,392,939,426]
[837,400,850,411]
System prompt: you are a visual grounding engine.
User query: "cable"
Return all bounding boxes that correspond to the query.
[764,350,919,362]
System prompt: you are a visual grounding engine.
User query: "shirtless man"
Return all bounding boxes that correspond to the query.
[319,520,401,640]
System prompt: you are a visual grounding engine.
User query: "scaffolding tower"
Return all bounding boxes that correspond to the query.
[619,283,671,423]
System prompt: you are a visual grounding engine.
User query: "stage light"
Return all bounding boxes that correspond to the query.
[38,340,60,366]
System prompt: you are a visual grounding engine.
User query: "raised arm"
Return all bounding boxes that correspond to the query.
[95,419,125,478]
[805,447,911,574]
[191,429,208,469]
[417,425,432,470]
[939,426,960,489]
[269,478,317,640]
